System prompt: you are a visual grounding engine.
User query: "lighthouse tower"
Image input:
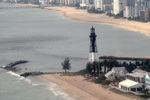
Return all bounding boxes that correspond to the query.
[89,27,98,62]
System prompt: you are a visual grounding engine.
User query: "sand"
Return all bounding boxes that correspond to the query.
[39,74,141,100]
[1,3,150,35]
[45,6,150,36]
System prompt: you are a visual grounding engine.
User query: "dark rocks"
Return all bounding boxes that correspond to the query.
[20,72,62,77]
[1,60,28,72]
[20,72,44,77]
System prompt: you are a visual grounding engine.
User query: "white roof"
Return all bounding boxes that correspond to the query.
[112,67,125,72]
[132,69,146,73]
[119,79,142,88]
[126,72,146,78]
[105,71,114,78]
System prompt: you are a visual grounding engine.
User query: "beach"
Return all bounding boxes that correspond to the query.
[1,3,149,100]
[45,6,150,36]
[40,74,142,100]
[2,3,150,35]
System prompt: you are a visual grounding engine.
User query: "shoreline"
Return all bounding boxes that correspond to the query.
[45,6,150,36]
[1,3,150,36]
[39,74,142,100]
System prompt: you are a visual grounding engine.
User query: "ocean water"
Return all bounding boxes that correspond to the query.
[0,3,150,100]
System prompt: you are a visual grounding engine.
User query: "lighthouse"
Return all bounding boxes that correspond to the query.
[89,27,98,62]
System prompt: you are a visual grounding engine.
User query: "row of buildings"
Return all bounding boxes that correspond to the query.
[1,0,150,20]
[93,0,150,21]
[105,67,150,93]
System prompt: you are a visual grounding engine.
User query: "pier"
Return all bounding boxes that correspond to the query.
[99,56,150,61]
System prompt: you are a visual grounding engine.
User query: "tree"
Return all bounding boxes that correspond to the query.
[61,58,71,72]
[86,62,92,74]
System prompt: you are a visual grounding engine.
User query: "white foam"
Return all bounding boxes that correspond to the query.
[6,71,42,86]
[1,65,6,68]
[32,83,44,86]
[6,71,20,77]
[47,82,77,100]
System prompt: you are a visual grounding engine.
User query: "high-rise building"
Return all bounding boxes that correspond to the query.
[95,0,113,11]
[113,0,125,15]
[94,0,101,9]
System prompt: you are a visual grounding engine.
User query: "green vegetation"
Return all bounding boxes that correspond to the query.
[61,58,71,72]
[86,59,150,74]
[68,3,80,9]
[62,69,88,76]
[87,8,104,14]
[128,16,150,22]
[94,74,110,85]
[107,11,123,18]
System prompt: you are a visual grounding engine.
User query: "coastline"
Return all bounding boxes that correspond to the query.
[1,3,149,100]
[45,6,150,36]
[1,3,150,36]
[39,74,142,100]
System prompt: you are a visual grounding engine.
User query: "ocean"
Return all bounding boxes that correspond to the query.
[0,3,150,100]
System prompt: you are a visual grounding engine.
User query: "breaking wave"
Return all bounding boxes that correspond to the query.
[47,81,77,100]
[6,71,80,100]
[6,71,43,86]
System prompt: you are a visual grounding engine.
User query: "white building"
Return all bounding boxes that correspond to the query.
[113,0,123,15]
[105,67,127,81]
[94,0,101,10]
[126,72,146,83]
[123,0,150,18]
[124,6,135,18]
[94,0,113,11]
[113,0,129,15]
[119,79,143,92]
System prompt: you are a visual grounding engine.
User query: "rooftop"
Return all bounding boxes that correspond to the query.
[119,79,141,87]
[126,72,146,78]
[112,67,125,72]
[132,69,146,73]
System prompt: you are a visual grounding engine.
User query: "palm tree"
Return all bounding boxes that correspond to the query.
[61,58,71,72]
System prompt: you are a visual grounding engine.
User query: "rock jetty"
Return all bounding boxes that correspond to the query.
[1,60,28,71]
[20,72,62,77]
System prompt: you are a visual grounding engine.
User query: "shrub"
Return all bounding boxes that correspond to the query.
[101,80,110,85]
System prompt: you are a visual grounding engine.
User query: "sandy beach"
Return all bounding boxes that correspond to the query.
[45,6,150,36]
[1,3,150,35]
[39,74,142,100]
